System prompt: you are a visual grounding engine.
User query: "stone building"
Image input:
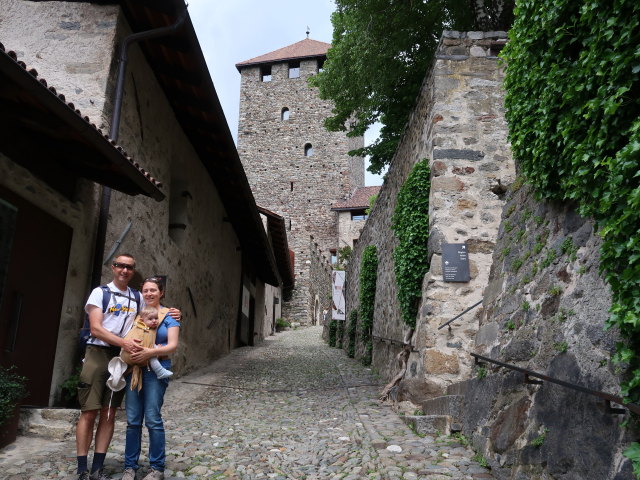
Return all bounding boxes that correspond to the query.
[236,37,365,324]
[0,0,284,407]
[331,185,381,256]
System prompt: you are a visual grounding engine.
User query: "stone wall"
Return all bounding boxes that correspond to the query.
[0,1,268,402]
[337,211,366,251]
[411,31,515,393]
[457,184,635,479]
[308,236,332,328]
[344,32,513,388]
[103,12,244,374]
[237,55,364,324]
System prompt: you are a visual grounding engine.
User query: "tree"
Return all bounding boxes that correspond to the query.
[311,0,514,174]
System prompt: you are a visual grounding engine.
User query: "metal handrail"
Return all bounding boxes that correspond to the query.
[438,300,483,330]
[372,335,418,352]
[471,352,639,415]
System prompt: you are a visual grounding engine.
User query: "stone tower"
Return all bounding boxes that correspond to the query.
[236,38,364,323]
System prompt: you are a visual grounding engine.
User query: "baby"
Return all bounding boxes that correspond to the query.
[121,306,172,390]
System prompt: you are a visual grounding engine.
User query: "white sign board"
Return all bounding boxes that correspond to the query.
[332,270,346,321]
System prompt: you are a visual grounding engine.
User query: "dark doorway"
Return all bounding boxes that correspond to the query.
[0,186,72,406]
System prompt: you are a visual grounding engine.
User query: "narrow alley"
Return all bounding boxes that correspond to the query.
[0,327,493,480]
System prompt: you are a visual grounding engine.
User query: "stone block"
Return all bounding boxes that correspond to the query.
[424,349,460,374]
[402,415,451,436]
[432,176,465,192]
[433,149,485,161]
[422,395,465,420]
[475,322,499,350]
[398,378,444,404]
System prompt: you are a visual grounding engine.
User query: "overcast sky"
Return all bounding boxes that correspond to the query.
[187,0,384,186]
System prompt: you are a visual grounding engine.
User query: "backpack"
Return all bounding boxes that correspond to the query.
[79,285,141,352]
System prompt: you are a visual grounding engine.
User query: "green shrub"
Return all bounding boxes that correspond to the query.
[347,310,358,358]
[391,159,430,328]
[328,319,338,347]
[502,0,640,405]
[359,245,378,364]
[0,366,27,428]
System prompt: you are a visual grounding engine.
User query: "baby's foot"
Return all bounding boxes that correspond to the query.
[157,369,173,380]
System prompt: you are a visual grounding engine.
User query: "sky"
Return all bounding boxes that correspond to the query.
[187,0,384,186]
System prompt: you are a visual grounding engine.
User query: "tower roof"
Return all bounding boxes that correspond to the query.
[331,186,382,211]
[236,38,330,71]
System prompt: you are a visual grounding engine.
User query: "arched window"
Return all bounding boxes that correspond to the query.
[281,107,290,121]
[304,143,313,156]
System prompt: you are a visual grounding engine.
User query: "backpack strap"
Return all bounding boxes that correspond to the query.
[100,285,111,313]
[131,289,141,312]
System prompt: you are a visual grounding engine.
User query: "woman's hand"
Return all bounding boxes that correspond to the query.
[122,338,142,354]
[129,346,154,363]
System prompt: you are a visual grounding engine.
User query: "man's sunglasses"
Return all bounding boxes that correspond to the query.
[113,262,135,271]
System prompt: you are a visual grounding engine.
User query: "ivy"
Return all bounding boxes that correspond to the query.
[503,1,640,467]
[391,159,431,328]
[347,309,357,358]
[328,319,338,347]
[336,320,345,348]
[359,245,378,365]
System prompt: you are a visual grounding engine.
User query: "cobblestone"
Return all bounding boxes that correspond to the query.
[0,327,493,479]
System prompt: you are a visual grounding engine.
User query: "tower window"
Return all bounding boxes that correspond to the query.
[281,107,290,121]
[288,61,300,78]
[304,143,313,156]
[318,58,325,73]
[261,65,272,82]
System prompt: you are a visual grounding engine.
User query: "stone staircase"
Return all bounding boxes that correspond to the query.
[400,381,470,436]
[18,408,79,441]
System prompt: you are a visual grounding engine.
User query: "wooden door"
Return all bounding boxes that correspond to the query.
[0,186,72,406]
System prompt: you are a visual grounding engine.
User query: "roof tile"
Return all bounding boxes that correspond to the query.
[236,38,330,70]
[331,186,382,210]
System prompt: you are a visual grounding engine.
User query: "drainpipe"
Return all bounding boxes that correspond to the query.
[90,6,189,288]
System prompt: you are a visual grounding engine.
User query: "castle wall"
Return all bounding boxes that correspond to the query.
[457,184,634,479]
[343,32,513,388]
[237,55,364,323]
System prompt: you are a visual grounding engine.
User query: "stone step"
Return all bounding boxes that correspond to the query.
[19,408,79,441]
[401,414,452,436]
[422,395,465,421]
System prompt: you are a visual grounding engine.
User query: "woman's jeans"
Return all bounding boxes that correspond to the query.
[124,368,169,471]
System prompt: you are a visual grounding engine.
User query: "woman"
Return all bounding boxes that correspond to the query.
[122,277,180,480]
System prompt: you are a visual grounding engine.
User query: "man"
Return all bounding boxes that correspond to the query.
[76,254,179,480]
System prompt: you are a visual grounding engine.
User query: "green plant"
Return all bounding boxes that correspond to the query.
[391,159,430,328]
[554,341,568,353]
[624,442,640,478]
[504,221,514,233]
[522,208,532,222]
[534,215,544,226]
[359,245,378,364]
[516,229,527,242]
[511,257,524,272]
[561,238,579,261]
[328,320,338,347]
[453,432,469,447]
[505,204,516,217]
[337,246,353,268]
[413,408,424,416]
[276,318,291,329]
[336,320,345,348]
[0,366,27,428]
[61,366,82,406]
[531,427,549,447]
[549,285,563,296]
[472,453,489,468]
[502,0,640,406]
[577,265,587,275]
[347,310,358,358]
[365,194,378,215]
[522,301,530,312]
[476,366,487,379]
[541,248,556,268]
[505,320,516,331]
[500,247,511,259]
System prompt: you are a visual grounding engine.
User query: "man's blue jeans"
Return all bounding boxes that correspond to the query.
[124,368,169,471]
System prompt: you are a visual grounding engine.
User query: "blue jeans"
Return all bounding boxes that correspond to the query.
[124,369,169,471]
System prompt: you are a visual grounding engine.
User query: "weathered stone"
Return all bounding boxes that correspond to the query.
[433,149,486,161]
[489,397,531,453]
[397,378,444,403]
[432,160,448,177]
[432,176,465,192]
[424,350,460,374]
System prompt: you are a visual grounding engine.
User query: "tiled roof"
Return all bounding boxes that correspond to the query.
[236,38,330,70]
[0,41,164,199]
[331,186,382,211]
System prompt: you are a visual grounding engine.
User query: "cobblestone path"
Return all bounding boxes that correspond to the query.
[0,326,493,479]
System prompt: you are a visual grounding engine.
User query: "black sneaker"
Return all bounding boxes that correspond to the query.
[77,473,90,480]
